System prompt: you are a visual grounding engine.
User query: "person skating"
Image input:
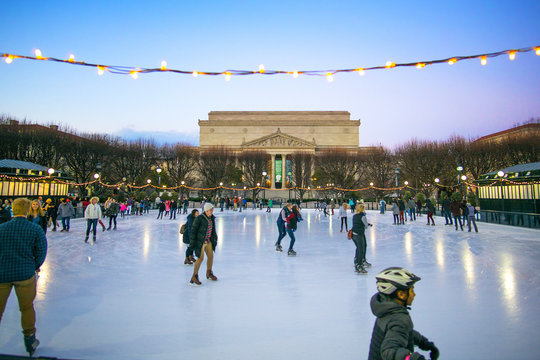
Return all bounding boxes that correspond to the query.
[57,198,75,232]
[338,203,348,232]
[285,205,301,256]
[407,198,416,221]
[450,198,463,231]
[106,198,120,230]
[442,196,453,225]
[84,197,102,243]
[44,198,59,231]
[379,199,386,214]
[398,198,405,225]
[351,204,372,274]
[169,199,178,220]
[183,209,199,265]
[425,199,435,226]
[189,203,218,286]
[0,198,47,357]
[466,202,478,232]
[156,201,165,219]
[368,267,439,360]
[275,202,292,252]
[392,200,400,225]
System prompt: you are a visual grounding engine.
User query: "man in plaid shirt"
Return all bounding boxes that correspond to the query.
[0,198,47,356]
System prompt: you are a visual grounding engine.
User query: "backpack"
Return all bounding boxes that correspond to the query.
[179,223,186,234]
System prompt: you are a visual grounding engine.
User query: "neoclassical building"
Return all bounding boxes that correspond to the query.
[199,111,361,189]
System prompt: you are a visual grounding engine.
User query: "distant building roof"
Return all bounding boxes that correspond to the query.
[473,123,540,144]
[476,162,540,182]
[0,159,49,171]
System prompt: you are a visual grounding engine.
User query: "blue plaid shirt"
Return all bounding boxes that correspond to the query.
[0,217,48,283]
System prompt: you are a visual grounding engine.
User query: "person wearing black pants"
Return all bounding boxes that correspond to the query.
[183,209,199,265]
[450,199,463,231]
[275,202,292,252]
[285,205,301,256]
[170,200,177,220]
[156,201,165,219]
[352,204,372,274]
[338,203,348,232]
[106,199,120,231]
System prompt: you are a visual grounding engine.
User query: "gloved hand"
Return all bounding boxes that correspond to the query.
[368,223,373,227]
[409,353,426,360]
[425,342,439,360]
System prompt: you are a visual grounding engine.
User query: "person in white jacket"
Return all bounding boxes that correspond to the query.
[338,203,349,232]
[84,196,102,243]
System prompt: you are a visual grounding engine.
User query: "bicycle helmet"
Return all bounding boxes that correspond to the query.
[376,267,421,295]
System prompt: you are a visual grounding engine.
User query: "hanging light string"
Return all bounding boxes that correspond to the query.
[2,46,538,80]
[2,174,539,193]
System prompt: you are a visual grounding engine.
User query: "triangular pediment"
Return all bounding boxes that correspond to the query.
[241,128,316,149]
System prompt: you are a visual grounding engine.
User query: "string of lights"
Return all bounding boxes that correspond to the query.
[2,174,538,192]
[2,46,539,81]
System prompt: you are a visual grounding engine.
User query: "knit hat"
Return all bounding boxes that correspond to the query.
[203,203,214,212]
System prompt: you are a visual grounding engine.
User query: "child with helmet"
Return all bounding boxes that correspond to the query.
[368,267,439,360]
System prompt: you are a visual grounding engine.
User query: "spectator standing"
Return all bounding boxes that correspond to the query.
[84,197,102,243]
[0,198,47,356]
[466,203,479,232]
[57,199,75,232]
[450,198,463,231]
[27,200,47,234]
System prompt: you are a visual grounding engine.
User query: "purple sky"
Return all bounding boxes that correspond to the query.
[1,1,539,148]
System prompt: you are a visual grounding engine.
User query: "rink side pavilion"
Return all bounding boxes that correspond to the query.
[198,111,362,190]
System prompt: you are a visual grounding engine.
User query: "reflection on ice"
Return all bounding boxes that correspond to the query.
[436,240,445,269]
[499,254,517,317]
[462,246,475,288]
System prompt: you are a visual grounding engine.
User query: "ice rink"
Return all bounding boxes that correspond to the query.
[1,207,539,359]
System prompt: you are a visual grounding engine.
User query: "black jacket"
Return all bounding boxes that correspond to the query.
[183,213,195,244]
[352,212,366,234]
[189,213,217,253]
[27,214,48,233]
[368,293,431,360]
[0,207,11,224]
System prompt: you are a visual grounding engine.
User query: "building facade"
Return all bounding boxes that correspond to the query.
[199,111,361,189]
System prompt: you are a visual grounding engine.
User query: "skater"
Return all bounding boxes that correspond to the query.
[84,196,102,243]
[275,201,292,252]
[392,200,400,225]
[44,198,59,231]
[119,202,127,218]
[183,209,199,265]
[183,197,189,214]
[416,198,423,217]
[0,198,47,357]
[407,198,416,221]
[352,204,372,274]
[189,203,218,286]
[368,267,440,360]
[442,196,453,225]
[156,201,165,219]
[57,198,75,232]
[330,199,335,215]
[398,198,405,225]
[170,199,178,220]
[466,202,478,232]
[266,199,272,213]
[164,200,170,217]
[27,200,48,233]
[349,198,356,213]
[322,201,329,217]
[379,199,386,214]
[338,203,348,232]
[106,198,120,230]
[450,198,463,231]
[426,199,435,226]
[285,205,301,256]
[460,200,468,225]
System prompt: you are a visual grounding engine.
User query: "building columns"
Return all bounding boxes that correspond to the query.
[282,154,287,187]
[271,154,276,189]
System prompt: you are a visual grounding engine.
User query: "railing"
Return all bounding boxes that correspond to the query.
[477,210,540,229]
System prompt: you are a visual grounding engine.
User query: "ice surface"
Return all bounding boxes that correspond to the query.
[1,208,539,359]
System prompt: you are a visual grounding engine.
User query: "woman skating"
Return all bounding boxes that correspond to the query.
[351,204,372,274]
[285,205,301,256]
[183,209,199,265]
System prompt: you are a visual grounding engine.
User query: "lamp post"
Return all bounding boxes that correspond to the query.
[156,166,162,186]
[93,173,100,196]
[457,166,464,195]
[262,171,267,200]
[47,168,55,196]
[395,167,400,197]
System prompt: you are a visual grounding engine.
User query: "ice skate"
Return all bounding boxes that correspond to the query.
[84,236,89,243]
[190,274,202,286]
[184,257,193,265]
[363,260,372,268]
[287,249,296,256]
[275,244,283,252]
[206,270,218,281]
[24,334,40,356]
[189,255,197,263]
[355,265,368,274]
[93,236,97,243]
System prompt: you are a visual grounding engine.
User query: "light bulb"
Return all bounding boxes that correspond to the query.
[481,56,487,65]
[130,70,139,79]
[536,47,540,56]
[326,73,334,82]
[448,58,456,65]
[224,72,231,81]
[5,56,13,64]
[68,54,75,62]
[259,64,265,73]
[416,63,425,69]
[385,61,395,68]
[192,71,198,77]
[508,51,516,60]
[97,66,105,75]
[358,68,365,76]
[292,71,298,78]
[34,49,42,59]
[161,60,167,71]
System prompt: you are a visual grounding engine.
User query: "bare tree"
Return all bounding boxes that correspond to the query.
[363,146,395,200]
[237,151,270,200]
[290,152,314,201]
[197,146,237,197]
[160,143,198,199]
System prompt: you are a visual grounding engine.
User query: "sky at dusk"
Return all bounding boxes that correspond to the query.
[1,1,539,148]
